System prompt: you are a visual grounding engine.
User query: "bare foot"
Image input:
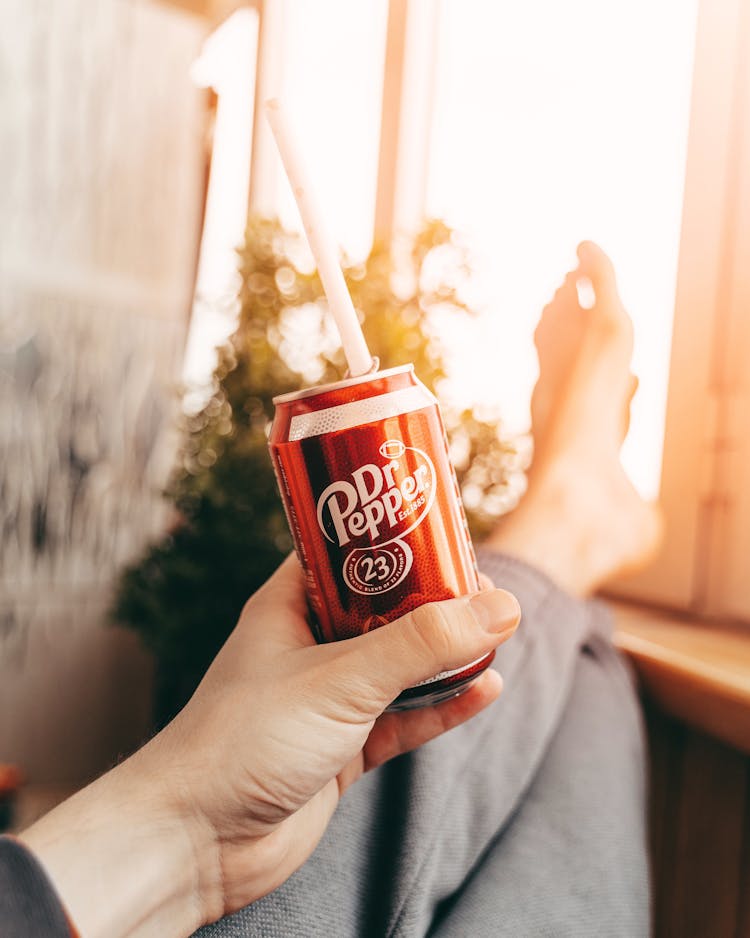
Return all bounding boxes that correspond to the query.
[484,241,662,596]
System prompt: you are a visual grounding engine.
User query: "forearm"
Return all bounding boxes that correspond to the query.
[19,753,215,938]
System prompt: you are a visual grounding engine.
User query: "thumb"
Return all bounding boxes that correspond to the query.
[328,590,521,714]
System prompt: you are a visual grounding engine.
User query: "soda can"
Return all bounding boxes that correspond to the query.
[269,364,494,710]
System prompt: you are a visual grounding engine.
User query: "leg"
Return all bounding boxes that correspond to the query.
[429,628,649,938]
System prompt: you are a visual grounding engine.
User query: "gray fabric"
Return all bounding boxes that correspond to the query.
[197,550,649,938]
[0,835,73,937]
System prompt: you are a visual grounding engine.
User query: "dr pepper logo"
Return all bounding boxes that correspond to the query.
[315,439,436,595]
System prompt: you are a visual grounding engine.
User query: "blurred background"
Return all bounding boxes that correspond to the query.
[2,2,750,935]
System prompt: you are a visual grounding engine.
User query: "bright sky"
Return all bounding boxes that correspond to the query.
[427,0,699,499]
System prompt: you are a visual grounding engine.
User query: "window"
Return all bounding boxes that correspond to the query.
[183,0,388,397]
[186,0,750,620]
[391,0,750,618]
[182,8,259,403]
[250,0,389,262]
[426,0,698,502]
[618,0,750,615]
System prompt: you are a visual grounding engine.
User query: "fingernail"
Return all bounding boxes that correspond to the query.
[469,590,521,634]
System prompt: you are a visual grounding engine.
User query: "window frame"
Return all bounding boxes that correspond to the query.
[609,0,750,616]
[699,0,750,622]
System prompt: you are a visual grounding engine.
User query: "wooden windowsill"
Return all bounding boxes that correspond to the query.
[612,602,750,754]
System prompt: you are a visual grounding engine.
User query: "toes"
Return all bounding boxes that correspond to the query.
[539,274,578,321]
[576,241,622,313]
[628,373,639,403]
[535,274,588,359]
[576,240,615,280]
[575,241,636,351]
[620,373,639,441]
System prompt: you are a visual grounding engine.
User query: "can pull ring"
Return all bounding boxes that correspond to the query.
[344,356,380,380]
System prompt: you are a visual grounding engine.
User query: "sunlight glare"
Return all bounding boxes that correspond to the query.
[428,0,699,500]
[182,9,258,408]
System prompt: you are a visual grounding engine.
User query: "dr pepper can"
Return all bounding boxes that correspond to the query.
[269,364,494,709]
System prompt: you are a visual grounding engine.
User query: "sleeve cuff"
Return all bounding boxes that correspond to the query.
[0,835,78,937]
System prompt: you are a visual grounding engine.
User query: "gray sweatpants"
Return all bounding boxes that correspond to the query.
[197,550,649,938]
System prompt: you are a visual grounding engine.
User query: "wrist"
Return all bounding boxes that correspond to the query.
[20,751,219,938]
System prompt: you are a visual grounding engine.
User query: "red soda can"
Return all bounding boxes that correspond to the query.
[269,364,494,710]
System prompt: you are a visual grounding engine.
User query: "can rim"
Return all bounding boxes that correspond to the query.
[272,363,414,404]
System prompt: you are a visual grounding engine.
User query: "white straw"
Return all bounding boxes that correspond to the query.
[265,98,374,378]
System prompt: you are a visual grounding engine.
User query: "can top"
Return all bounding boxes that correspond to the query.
[273,363,414,404]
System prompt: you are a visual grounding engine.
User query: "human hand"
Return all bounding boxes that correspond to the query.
[22,555,520,938]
